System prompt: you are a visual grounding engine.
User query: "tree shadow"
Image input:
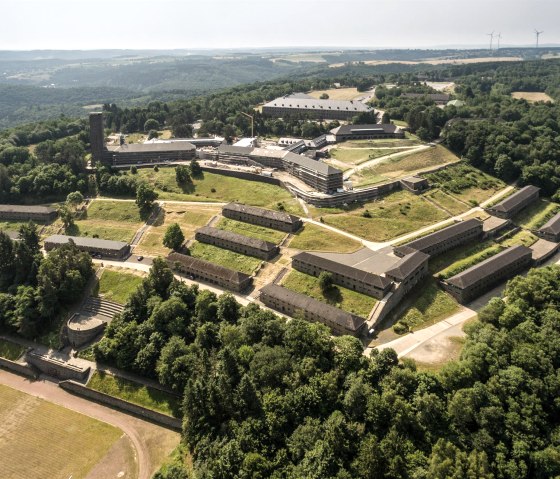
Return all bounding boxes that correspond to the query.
[322,285,343,305]
[66,224,80,236]
[179,181,196,194]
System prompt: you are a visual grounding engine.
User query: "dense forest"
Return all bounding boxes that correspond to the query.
[92,257,560,479]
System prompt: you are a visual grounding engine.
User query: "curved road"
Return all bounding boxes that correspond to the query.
[0,370,179,479]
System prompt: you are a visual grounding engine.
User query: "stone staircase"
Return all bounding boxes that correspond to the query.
[82,297,124,320]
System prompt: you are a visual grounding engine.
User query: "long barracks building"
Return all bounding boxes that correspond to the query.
[485,185,540,219]
[195,226,279,260]
[0,204,58,222]
[44,235,130,259]
[222,203,303,233]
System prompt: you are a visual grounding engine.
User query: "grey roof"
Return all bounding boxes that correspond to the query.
[196,226,277,252]
[44,234,129,251]
[264,96,372,113]
[385,250,429,282]
[399,219,483,253]
[223,202,301,225]
[402,176,428,185]
[487,186,540,214]
[167,251,251,285]
[283,152,341,176]
[538,211,560,236]
[331,124,399,135]
[217,144,254,155]
[293,252,392,290]
[0,204,57,214]
[446,245,532,289]
[285,93,316,99]
[260,283,365,332]
[109,142,195,153]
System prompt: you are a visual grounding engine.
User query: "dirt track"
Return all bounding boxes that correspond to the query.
[0,370,179,479]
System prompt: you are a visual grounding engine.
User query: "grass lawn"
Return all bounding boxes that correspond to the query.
[70,221,138,243]
[0,383,122,479]
[137,168,303,215]
[0,339,25,360]
[330,147,409,165]
[88,371,181,418]
[425,189,469,215]
[189,241,262,274]
[436,243,504,280]
[288,223,362,253]
[86,200,143,223]
[393,279,460,333]
[215,217,286,244]
[512,199,560,229]
[308,87,363,100]
[135,204,219,257]
[281,270,376,318]
[341,138,421,148]
[0,220,28,232]
[413,336,466,373]
[430,237,497,274]
[311,190,449,242]
[500,230,539,248]
[97,269,144,304]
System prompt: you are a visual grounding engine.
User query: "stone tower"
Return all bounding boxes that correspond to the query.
[89,112,106,164]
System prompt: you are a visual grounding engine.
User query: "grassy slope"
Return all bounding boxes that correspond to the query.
[98,269,144,304]
[288,223,362,253]
[87,371,181,418]
[281,270,376,318]
[0,383,121,479]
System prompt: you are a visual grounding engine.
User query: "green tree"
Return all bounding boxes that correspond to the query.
[175,165,191,185]
[0,231,16,290]
[136,182,158,214]
[58,205,74,231]
[190,160,202,177]
[318,271,334,294]
[65,190,84,209]
[144,118,160,132]
[163,223,185,251]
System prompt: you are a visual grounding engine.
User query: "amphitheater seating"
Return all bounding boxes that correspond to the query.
[81,297,124,320]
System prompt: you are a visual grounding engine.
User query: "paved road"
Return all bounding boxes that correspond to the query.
[0,369,179,479]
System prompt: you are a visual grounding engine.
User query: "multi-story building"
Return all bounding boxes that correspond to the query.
[291,251,393,299]
[222,203,302,233]
[195,226,279,260]
[44,235,130,259]
[0,204,58,222]
[536,212,560,242]
[485,185,540,219]
[167,251,253,292]
[330,124,404,141]
[394,219,483,258]
[262,94,373,121]
[441,245,533,303]
[259,284,366,336]
[385,250,430,295]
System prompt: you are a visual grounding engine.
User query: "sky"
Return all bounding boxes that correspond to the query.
[1,0,559,50]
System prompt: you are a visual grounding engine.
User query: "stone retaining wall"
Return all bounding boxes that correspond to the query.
[199,166,283,186]
[0,357,38,379]
[59,380,182,431]
[25,352,90,381]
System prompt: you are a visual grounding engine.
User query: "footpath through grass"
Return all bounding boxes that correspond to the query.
[0,339,25,360]
[97,269,144,304]
[0,383,122,479]
[88,371,181,418]
[281,270,376,318]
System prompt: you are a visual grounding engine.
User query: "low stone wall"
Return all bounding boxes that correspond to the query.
[25,352,90,381]
[59,380,182,431]
[200,166,283,186]
[0,357,38,379]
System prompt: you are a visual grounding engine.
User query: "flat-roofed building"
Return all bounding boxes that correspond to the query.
[330,124,404,141]
[394,219,483,258]
[400,176,429,194]
[259,284,366,336]
[222,203,302,233]
[0,204,57,222]
[292,251,392,299]
[485,185,540,219]
[167,251,253,292]
[195,226,279,260]
[107,141,196,165]
[536,211,560,242]
[44,235,130,259]
[441,245,533,303]
[262,94,373,121]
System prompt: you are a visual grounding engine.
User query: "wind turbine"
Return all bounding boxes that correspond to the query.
[535,29,544,48]
[487,31,495,51]
[496,32,502,51]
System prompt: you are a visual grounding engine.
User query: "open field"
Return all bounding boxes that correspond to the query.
[330,146,411,166]
[392,279,460,333]
[288,223,362,253]
[424,162,506,205]
[97,268,144,304]
[281,270,376,318]
[135,203,219,257]
[88,371,181,418]
[308,87,363,100]
[273,53,327,63]
[341,138,422,148]
[350,146,459,187]
[215,217,286,243]
[0,383,123,479]
[329,56,523,68]
[413,336,466,373]
[500,230,538,248]
[512,199,560,229]
[137,168,303,215]
[429,237,497,274]
[425,189,469,215]
[189,241,262,274]
[437,243,505,280]
[71,221,139,243]
[511,91,554,103]
[86,200,143,223]
[0,339,24,360]
[310,190,449,242]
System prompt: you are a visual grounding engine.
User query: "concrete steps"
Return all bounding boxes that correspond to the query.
[82,297,124,319]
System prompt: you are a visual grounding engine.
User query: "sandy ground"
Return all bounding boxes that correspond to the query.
[0,370,180,479]
[511,91,554,103]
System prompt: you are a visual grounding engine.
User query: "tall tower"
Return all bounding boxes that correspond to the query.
[89,112,106,164]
